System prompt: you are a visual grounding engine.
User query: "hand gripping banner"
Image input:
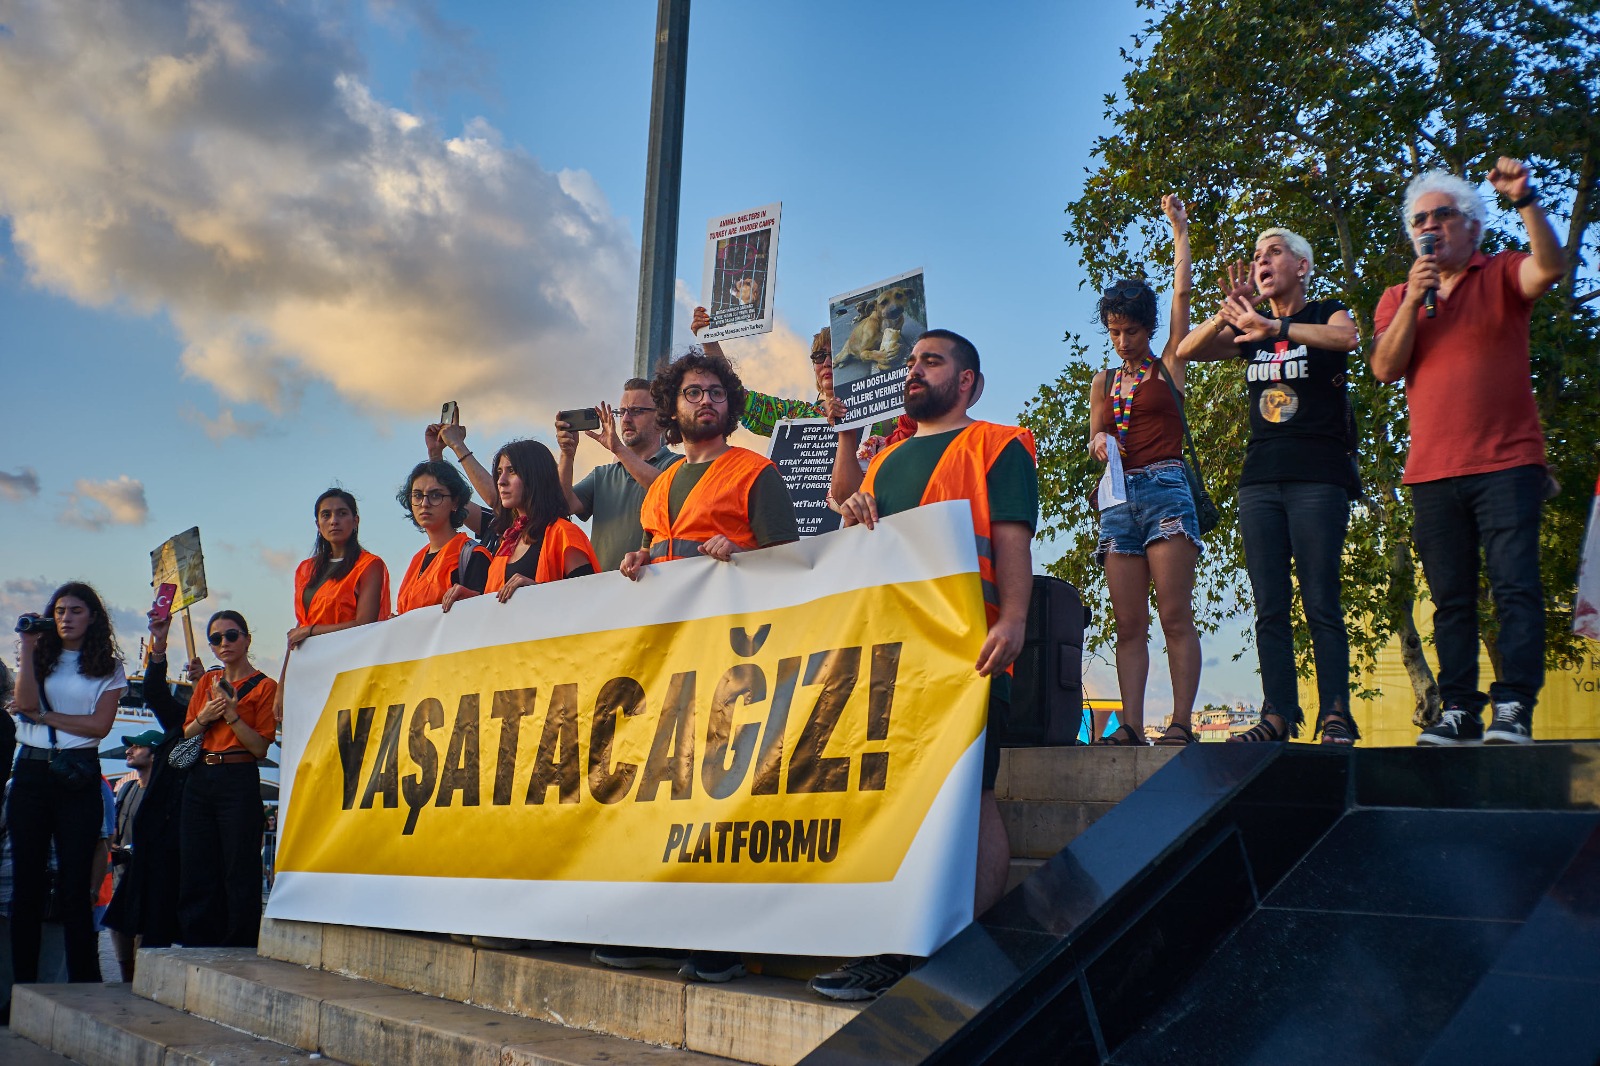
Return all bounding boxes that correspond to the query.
[268,502,990,957]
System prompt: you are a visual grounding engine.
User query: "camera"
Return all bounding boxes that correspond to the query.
[15,613,52,635]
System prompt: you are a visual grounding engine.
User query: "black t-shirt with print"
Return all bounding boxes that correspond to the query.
[1236,299,1357,494]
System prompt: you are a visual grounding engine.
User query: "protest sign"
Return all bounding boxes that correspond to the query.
[829,269,926,431]
[699,202,781,343]
[1576,470,1600,640]
[151,526,208,612]
[268,502,988,958]
[768,419,842,538]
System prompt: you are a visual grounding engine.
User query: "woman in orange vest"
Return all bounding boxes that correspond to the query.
[287,488,392,647]
[393,460,491,614]
[472,439,597,602]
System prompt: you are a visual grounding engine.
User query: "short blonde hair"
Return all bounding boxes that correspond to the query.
[1257,228,1315,282]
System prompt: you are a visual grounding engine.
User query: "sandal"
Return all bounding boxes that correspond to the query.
[1095,723,1148,746]
[1316,709,1360,746]
[1154,721,1197,746]
[1228,712,1295,743]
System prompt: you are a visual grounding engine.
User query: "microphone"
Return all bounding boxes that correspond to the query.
[1419,233,1437,318]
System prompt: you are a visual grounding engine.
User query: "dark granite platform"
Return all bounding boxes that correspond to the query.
[801,743,1600,1066]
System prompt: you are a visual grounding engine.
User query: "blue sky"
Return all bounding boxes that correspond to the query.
[0,0,1253,714]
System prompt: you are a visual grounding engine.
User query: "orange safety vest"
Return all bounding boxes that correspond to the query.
[396,532,491,614]
[485,518,599,592]
[639,446,773,562]
[294,551,392,626]
[862,421,1037,628]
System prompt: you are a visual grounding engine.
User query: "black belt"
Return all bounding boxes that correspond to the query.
[17,745,94,762]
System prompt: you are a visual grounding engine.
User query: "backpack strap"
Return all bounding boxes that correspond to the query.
[457,537,482,586]
[1151,358,1208,485]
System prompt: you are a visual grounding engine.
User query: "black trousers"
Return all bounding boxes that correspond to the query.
[178,761,263,947]
[7,752,104,983]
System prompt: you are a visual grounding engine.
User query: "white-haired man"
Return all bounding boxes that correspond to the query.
[1370,158,1565,745]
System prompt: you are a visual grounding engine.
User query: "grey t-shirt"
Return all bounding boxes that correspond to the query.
[573,445,682,571]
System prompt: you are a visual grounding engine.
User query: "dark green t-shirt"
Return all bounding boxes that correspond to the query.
[871,425,1039,704]
[643,453,800,549]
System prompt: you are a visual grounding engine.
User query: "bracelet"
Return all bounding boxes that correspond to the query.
[456,450,474,463]
[309,625,317,637]
[1511,189,1539,210]
[1213,316,1229,333]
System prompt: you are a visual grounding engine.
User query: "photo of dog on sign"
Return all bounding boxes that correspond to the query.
[827,269,927,392]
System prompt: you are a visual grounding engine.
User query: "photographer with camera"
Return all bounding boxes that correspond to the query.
[8,582,125,983]
[175,611,275,948]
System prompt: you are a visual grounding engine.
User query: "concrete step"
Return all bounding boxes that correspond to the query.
[994,744,1180,804]
[9,981,341,1066]
[0,1028,76,1066]
[255,919,861,1066]
[132,947,734,1066]
[1006,857,1045,892]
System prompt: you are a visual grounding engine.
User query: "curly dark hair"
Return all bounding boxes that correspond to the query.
[651,346,747,445]
[32,581,122,682]
[1096,278,1159,335]
[395,460,474,532]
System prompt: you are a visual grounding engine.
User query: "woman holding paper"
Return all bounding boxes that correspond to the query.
[1085,194,1202,746]
[1175,228,1361,744]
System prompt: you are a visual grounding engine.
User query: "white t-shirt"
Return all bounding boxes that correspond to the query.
[17,651,127,751]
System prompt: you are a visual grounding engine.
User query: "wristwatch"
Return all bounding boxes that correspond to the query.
[1277,318,1291,341]
[1511,189,1539,210]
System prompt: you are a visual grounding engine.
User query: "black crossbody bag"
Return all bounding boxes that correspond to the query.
[38,686,100,792]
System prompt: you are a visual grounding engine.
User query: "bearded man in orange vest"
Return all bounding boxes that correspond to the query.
[811,328,1038,1002]
[620,348,799,580]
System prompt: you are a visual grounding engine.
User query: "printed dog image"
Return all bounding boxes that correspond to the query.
[837,287,912,372]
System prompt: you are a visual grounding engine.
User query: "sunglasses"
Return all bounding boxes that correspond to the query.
[809,350,831,365]
[208,628,245,646]
[1410,205,1463,228]
[1102,284,1149,301]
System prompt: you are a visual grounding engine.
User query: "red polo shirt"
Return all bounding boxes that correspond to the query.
[1374,250,1546,485]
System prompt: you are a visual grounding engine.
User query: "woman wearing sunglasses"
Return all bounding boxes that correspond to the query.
[288,488,391,648]
[394,460,492,613]
[1176,227,1362,745]
[689,306,847,434]
[175,611,275,946]
[1087,194,1203,746]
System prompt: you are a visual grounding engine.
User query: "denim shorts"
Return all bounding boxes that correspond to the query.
[1095,459,1203,565]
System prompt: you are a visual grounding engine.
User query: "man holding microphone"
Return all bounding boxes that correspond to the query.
[1370,157,1566,745]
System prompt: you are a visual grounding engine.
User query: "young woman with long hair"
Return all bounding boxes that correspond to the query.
[462,439,597,605]
[287,488,391,646]
[8,581,125,982]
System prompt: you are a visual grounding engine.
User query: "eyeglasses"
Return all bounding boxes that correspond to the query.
[208,629,245,646]
[680,385,728,404]
[408,490,451,505]
[1102,284,1148,301]
[616,406,655,418]
[1410,205,1463,228]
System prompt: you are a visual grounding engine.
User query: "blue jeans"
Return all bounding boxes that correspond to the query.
[1095,459,1203,565]
[1239,482,1350,728]
[1410,465,1546,711]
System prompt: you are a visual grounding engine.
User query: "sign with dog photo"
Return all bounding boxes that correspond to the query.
[699,201,782,343]
[828,268,927,431]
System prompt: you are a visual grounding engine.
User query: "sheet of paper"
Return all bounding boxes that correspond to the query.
[1097,437,1127,511]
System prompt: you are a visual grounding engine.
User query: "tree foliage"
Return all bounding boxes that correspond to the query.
[1024,0,1600,718]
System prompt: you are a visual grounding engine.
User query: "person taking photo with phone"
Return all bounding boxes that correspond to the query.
[7,581,125,983]
[175,611,275,947]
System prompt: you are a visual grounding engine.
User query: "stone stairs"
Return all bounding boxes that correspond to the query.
[8,744,1163,1065]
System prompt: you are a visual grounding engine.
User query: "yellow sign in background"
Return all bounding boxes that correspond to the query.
[276,572,989,885]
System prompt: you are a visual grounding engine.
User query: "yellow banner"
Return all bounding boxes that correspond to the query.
[275,572,988,885]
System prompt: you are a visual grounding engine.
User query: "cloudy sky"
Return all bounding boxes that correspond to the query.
[0,0,1256,715]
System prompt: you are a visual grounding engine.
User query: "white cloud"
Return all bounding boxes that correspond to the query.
[254,544,301,575]
[182,405,270,441]
[0,1,636,425]
[0,467,41,501]
[61,475,150,530]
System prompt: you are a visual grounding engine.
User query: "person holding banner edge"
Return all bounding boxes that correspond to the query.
[393,460,492,613]
[827,328,1038,1000]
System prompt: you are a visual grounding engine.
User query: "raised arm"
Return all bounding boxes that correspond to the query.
[1178,260,1254,364]
[1487,157,1565,298]
[1161,194,1193,362]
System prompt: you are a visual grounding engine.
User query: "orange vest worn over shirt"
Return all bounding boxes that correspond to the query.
[863,421,1037,629]
[396,533,491,614]
[639,446,772,562]
[294,551,392,627]
[485,518,599,592]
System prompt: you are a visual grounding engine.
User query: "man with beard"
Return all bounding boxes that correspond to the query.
[816,329,1038,1002]
[555,378,682,572]
[620,348,798,578]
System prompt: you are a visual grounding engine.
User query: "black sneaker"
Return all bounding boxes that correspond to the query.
[591,945,689,970]
[679,951,745,983]
[808,954,915,1001]
[1483,701,1534,745]
[1417,705,1484,746]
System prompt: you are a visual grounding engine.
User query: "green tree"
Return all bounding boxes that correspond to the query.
[1025,0,1600,723]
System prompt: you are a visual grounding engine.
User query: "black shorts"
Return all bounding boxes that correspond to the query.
[982,696,1006,791]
